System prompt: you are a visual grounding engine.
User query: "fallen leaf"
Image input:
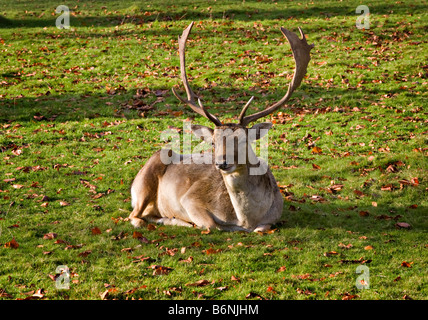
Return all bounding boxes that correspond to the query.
[216,286,228,291]
[179,256,194,263]
[324,251,339,257]
[204,248,222,255]
[311,146,323,154]
[4,238,19,249]
[149,265,173,275]
[231,275,240,282]
[364,245,374,250]
[353,190,365,197]
[59,201,70,207]
[338,243,353,249]
[186,279,210,287]
[296,288,315,296]
[401,261,412,268]
[359,211,370,217]
[43,233,58,240]
[31,288,45,299]
[395,222,411,229]
[342,292,358,300]
[312,163,321,170]
[277,266,287,272]
[78,250,92,257]
[91,227,102,235]
[246,292,266,300]
[147,224,156,231]
[267,286,277,294]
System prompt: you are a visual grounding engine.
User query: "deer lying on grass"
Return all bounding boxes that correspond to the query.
[129,22,314,232]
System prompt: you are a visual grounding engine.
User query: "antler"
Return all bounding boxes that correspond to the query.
[239,27,314,127]
[172,22,222,126]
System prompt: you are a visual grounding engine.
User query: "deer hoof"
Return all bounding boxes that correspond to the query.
[253,224,271,232]
[130,217,146,228]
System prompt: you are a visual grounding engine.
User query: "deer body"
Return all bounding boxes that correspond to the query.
[130,145,283,232]
[129,22,313,232]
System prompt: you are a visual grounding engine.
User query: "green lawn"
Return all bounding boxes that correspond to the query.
[0,0,427,300]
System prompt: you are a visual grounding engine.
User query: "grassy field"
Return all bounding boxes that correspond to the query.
[0,0,427,300]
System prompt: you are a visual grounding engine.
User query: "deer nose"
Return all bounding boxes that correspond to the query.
[215,161,228,170]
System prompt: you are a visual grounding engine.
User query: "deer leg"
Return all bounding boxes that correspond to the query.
[157,217,194,228]
[180,188,218,230]
[129,184,159,228]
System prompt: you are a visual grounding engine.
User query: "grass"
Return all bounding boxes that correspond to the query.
[0,0,427,300]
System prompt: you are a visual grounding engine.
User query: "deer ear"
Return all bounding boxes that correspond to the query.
[248,122,272,141]
[191,125,214,143]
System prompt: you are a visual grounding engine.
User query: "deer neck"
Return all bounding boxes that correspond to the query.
[221,160,273,229]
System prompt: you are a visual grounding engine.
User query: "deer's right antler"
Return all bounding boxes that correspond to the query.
[172,22,222,126]
[239,27,314,127]
[172,23,314,128]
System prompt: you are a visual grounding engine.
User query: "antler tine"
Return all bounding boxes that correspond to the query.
[238,96,254,125]
[172,22,222,126]
[240,27,314,127]
[198,98,222,125]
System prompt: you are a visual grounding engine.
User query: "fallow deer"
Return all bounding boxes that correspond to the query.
[129,22,314,232]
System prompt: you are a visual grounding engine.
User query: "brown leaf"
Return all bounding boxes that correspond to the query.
[324,251,339,257]
[359,211,370,217]
[277,266,287,272]
[78,250,92,257]
[338,243,353,249]
[342,292,358,300]
[31,288,45,299]
[149,265,173,275]
[91,227,102,235]
[311,146,323,154]
[353,190,365,197]
[246,292,266,300]
[179,256,194,263]
[185,279,210,287]
[231,275,240,282]
[395,222,411,229]
[204,248,222,255]
[296,288,315,296]
[147,224,156,231]
[4,238,19,249]
[401,261,412,268]
[43,233,58,240]
[381,184,396,191]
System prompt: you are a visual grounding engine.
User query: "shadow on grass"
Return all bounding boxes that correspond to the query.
[0,2,426,29]
[0,82,415,123]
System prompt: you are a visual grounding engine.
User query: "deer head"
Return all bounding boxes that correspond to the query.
[172,22,314,175]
